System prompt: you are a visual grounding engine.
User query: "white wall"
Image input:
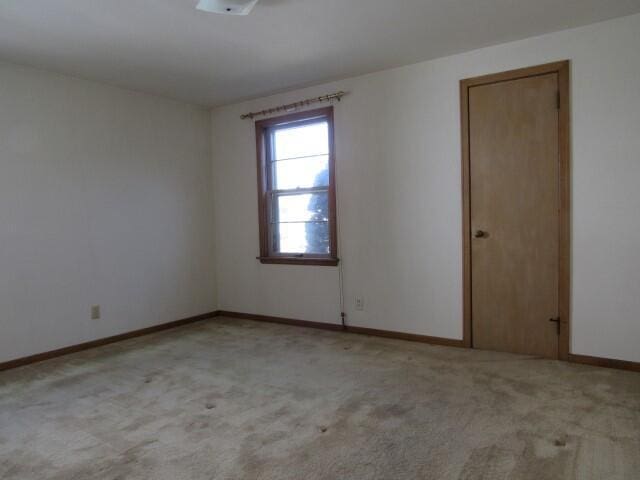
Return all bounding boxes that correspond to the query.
[0,62,216,363]
[211,13,640,363]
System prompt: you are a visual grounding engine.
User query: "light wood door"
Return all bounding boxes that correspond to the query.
[469,73,560,359]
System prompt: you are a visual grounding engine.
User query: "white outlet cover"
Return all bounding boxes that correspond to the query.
[196,0,259,15]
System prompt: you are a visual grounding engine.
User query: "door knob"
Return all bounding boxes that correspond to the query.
[474,230,487,238]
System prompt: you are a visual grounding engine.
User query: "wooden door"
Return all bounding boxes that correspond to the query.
[465,69,564,359]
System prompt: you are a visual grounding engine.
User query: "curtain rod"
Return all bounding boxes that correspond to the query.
[240,91,347,120]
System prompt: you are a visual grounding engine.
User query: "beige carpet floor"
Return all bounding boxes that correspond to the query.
[1,317,639,479]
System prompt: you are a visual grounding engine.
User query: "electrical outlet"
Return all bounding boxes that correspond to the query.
[355,297,364,311]
[91,305,101,320]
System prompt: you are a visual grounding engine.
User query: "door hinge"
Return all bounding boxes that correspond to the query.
[549,317,561,335]
[556,91,561,110]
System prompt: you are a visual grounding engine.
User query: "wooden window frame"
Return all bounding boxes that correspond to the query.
[255,106,338,266]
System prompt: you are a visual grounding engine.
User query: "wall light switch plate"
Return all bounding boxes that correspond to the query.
[355,297,364,311]
[91,305,101,320]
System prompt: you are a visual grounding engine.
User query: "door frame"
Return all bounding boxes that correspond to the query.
[460,61,571,360]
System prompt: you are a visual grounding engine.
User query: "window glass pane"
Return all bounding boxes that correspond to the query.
[273,192,329,223]
[260,113,334,260]
[273,155,329,190]
[274,222,330,255]
[273,122,328,160]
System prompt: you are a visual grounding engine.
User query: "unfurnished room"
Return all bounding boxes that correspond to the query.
[1,1,639,479]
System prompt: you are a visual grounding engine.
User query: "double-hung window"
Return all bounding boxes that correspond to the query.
[255,107,338,265]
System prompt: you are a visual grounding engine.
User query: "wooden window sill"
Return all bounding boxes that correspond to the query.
[257,257,339,266]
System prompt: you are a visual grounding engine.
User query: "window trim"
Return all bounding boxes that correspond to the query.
[255,106,338,266]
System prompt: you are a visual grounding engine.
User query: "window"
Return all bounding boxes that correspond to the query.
[255,107,338,266]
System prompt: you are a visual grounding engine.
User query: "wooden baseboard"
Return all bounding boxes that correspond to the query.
[215,311,465,348]
[345,324,466,348]
[215,311,345,332]
[217,311,638,372]
[0,311,217,372]
[568,353,640,373]
[3,309,637,374]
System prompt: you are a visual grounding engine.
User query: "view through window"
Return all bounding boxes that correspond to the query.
[272,121,329,253]
[256,107,337,265]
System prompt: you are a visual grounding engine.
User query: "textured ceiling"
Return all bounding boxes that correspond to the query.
[1,0,639,106]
